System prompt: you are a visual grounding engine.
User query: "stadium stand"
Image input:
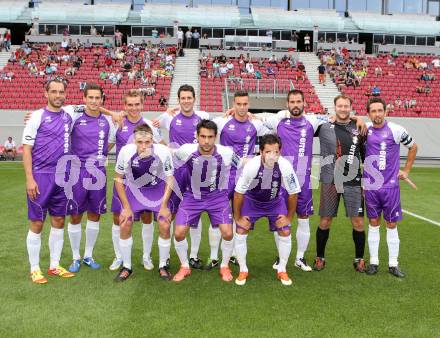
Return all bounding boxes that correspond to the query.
[199,52,323,113]
[0,43,175,111]
[319,47,440,117]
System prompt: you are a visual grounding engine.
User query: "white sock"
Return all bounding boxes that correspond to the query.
[27,230,41,272]
[49,227,64,269]
[273,231,280,252]
[208,225,221,261]
[112,224,122,260]
[234,233,248,273]
[220,238,234,268]
[296,218,310,260]
[119,237,133,270]
[158,236,171,268]
[386,227,400,267]
[277,235,292,273]
[231,221,237,257]
[189,221,202,259]
[368,224,380,265]
[174,237,189,268]
[68,222,82,260]
[142,222,154,260]
[84,220,99,259]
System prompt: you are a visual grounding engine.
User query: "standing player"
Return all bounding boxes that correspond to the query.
[263,90,365,272]
[66,83,116,273]
[155,85,210,270]
[234,134,301,286]
[363,98,417,278]
[105,90,163,272]
[263,90,327,272]
[313,95,366,272]
[159,120,236,282]
[205,91,270,270]
[22,79,78,283]
[113,124,174,281]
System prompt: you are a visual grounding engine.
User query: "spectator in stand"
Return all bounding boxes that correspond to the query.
[115,30,123,47]
[391,48,398,58]
[90,26,97,36]
[266,65,275,77]
[219,63,228,77]
[420,72,430,82]
[269,55,277,65]
[100,70,108,82]
[318,63,326,85]
[291,31,298,42]
[304,33,311,52]
[431,58,440,68]
[62,28,70,36]
[245,62,255,74]
[395,96,402,108]
[64,66,76,77]
[255,69,262,79]
[152,28,158,38]
[159,94,167,107]
[386,102,395,114]
[374,66,383,77]
[425,84,432,96]
[404,98,410,111]
[410,98,417,108]
[4,30,11,52]
[3,137,17,160]
[185,29,192,48]
[192,29,200,49]
[371,84,381,96]
[177,28,184,48]
[296,68,305,83]
[61,38,69,51]
[416,82,425,94]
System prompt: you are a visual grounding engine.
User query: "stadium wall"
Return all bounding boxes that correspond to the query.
[0,111,438,159]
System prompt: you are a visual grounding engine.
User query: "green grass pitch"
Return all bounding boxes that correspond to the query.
[1,163,439,337]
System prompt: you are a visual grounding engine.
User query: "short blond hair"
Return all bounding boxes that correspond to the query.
[124,89,144,104]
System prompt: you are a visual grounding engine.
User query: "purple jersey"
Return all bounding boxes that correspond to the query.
[158,110,209,146]
[109,117,163,158]
[264,111,326,188]
[214,116,269,159]
[363,121,414,189]
[115,143,174,212]
[174,143,238,198]
[235,155,301,203]
[22,106,83,173]
[70,112,115,167]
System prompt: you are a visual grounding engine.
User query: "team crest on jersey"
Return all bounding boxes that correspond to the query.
[368,129,373,136]
[246,126,252,132]
[273,171,280,178]
[132,159,139,167]
[284,119,291,125]
[193,120,199,126]
[382,132,388,138]
[62,113,69,121]
[99,121,105,127]
[228,124,236,131]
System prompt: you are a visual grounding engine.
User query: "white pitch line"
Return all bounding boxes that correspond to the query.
[402,209,440,227]
[310,175,440,227]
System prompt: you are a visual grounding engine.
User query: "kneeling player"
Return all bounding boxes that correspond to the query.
[233,135,301,286]
[113,124,174,281]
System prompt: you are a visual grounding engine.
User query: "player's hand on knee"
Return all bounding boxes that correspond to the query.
[26,178,39,201]
[119,208,133,226]
[158,206,171,224]
[236,216,251,230]
[275,215,291,228]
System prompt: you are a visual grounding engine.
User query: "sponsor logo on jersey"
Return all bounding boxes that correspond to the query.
[122,126,129,132]
[228,124,236,131]
[175,119,182,126]
[45,116,52,123]
[79,119,87,126]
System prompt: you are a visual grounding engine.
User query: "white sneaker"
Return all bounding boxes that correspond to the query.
[143,257,154,271]
[295,257,312,272]
[109,258,122,271]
